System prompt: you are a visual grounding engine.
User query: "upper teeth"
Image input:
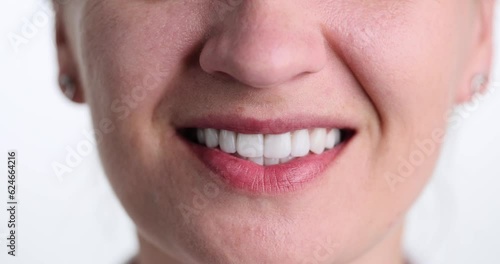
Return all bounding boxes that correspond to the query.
[196,128,342,165]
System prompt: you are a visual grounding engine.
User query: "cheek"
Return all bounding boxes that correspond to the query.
[333,2,460,166]
[74,0,212,230]
[339,2,459,123]
[76,1,210,174]
[78,1,210,125]
[321,1,465,229]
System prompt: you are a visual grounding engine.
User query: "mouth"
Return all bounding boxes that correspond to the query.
[177,117,355,195]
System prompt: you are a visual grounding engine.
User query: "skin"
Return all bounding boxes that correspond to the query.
[54,0,494,263]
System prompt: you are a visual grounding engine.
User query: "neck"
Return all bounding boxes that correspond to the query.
[134,223,406,264]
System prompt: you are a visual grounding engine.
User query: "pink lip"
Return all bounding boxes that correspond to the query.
[188,141,348,195]
[176,115,355,195]
[176,114,356,134]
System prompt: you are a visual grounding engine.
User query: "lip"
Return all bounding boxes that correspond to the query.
[175,114,356,134]
[176,115,355,195]
[187,140,349,195]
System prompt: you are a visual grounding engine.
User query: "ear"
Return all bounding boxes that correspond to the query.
[455,0,495,104]
[54,3,85,103]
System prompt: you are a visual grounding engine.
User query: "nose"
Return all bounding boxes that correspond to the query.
[199,2,327,88]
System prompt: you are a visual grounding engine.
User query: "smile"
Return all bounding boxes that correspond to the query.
[192,128,348,165]
[178,116,355,195]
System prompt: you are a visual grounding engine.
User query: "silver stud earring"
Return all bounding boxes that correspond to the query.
[471,73,488,96]
[59,74,76,100]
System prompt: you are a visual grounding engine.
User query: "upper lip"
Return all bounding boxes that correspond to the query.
[174,113,357,134]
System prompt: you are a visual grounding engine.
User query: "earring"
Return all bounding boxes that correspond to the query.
[59,74,76,100]
[471,73,488,96]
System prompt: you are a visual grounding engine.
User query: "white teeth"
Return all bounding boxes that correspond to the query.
[280,156,294,163]
[309,128,327,154]
[264,132,292,159]
[264,158,280,166]
[195,128,345,165]
[197,129,205,144]
[326,129,341,149]
[205,128,219,148]
[250,156,295,166]
[237,134,264,158]
[248,157,264,165]
[219,130,237,154]
[291,129,310,157]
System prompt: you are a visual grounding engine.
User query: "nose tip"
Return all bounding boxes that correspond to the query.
[199,5,326,88]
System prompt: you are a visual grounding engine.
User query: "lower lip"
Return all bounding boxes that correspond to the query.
[185,139,350,195]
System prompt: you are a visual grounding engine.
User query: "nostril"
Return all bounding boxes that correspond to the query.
[206,71,235,83]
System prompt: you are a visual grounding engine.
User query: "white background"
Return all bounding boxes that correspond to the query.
[0,1,499,264]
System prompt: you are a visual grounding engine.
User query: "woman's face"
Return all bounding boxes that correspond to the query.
[56,0,492,263]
